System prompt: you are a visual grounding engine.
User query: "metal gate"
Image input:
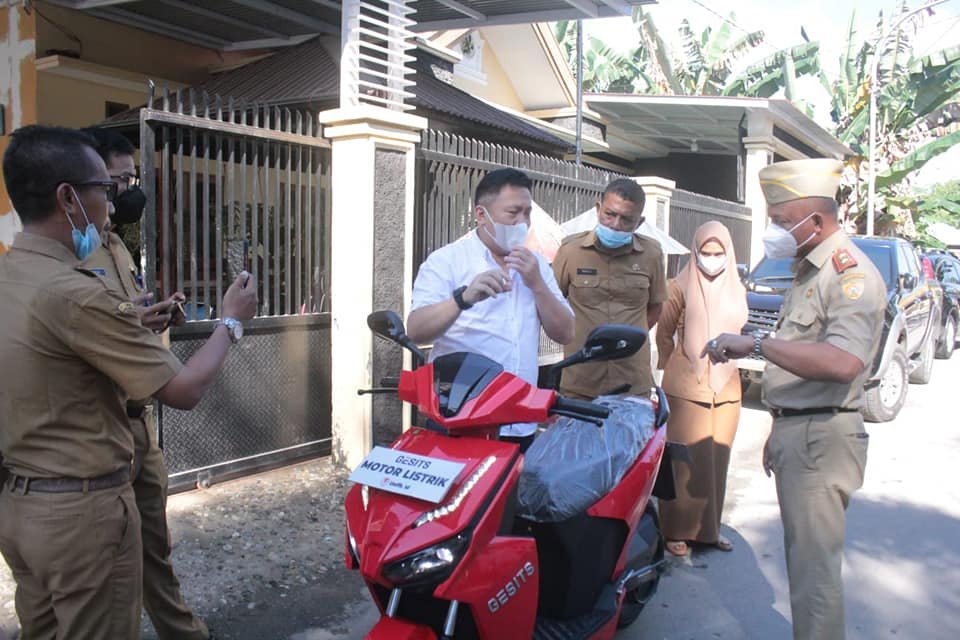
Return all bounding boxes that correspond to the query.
[139,85,333,491]
[667,188,752,276]
[414,130,627,368]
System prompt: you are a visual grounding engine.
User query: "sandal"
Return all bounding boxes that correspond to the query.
[714,536,733,552]
[665,540,690,557]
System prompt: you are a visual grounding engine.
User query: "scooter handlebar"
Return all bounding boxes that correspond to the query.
[551,396,610,420]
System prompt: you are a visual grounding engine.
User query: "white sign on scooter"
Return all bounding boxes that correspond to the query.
[349,446,466,503]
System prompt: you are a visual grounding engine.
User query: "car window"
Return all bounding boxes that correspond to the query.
[852,240,896,291]
[945,262,960,285]
[897,243,919,277]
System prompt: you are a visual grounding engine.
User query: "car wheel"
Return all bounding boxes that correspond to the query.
[935,314,956,360]
[909,336,935,384]
[863,347,908,423]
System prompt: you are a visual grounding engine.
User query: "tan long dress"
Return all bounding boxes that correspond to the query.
[656,281,744,544]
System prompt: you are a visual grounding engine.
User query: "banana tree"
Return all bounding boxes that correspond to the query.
[825,3,960,233]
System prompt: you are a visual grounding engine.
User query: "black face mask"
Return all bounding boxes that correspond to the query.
[111,186,146,226]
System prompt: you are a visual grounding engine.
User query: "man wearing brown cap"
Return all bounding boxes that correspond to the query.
[702,158,885,639]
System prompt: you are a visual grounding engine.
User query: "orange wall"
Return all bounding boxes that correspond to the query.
[0,5,37,255]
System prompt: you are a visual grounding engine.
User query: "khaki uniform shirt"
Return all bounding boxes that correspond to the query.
[553,230,667,399]
[0,232,182,479]
[84,231,143,301]
[762,231,886,410]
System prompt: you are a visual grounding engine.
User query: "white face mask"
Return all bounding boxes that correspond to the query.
[480,207,528,254]
[697,253,726,276]
[762,212,817,260]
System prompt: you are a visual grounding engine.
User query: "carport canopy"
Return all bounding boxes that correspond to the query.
[46,0,657,51]
[585,94,852,161]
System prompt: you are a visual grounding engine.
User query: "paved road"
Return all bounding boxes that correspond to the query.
[4,355,958,640]
[619,354,960,640]
[315,354,960,640]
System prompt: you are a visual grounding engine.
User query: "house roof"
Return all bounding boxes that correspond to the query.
[48,1,654,51]
[102,37,567,148]
[584,94,853,161]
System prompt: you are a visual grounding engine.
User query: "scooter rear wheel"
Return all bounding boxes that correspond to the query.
[617,505,664,629]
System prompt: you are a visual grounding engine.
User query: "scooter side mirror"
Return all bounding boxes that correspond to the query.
[367,310,426,361]
[581,324,647,362]
[544,324,648,389]
[368,310,406,340]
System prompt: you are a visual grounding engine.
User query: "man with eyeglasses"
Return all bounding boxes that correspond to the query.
[79,128,210,640]
[0,125,257,639]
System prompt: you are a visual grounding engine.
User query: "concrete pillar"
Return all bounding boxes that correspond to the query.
[0,5,38,255]
[318,105,426,469]
[632,176,676,385]
[743,136,775,267]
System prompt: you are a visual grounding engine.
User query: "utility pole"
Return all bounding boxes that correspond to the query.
[575,19,584,166]
[866,0,949,235]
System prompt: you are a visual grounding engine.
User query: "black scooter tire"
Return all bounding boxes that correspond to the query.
[617,504,664,629]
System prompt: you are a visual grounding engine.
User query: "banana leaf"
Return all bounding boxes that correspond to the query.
[876,129,960,189]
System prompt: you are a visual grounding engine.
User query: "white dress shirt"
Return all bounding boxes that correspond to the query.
[411,230,572,436]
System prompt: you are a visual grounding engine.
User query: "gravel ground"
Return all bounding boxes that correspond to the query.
[1,458,369,640]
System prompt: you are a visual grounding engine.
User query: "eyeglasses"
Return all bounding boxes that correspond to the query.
[110,173,140,189]
[71,180,118,203]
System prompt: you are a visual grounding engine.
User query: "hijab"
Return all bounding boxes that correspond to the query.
[675,221,749,394]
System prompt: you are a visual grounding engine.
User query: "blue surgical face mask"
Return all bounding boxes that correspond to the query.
[66,186,103,261]
[595,223,634,249]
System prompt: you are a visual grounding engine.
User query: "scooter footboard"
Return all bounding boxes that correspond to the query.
[366,617,437,640]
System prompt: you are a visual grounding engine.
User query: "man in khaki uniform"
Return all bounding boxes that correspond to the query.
[0,125,256,639]
[553,178,667,398]
[82,128,209,640]
[704,158,885,640]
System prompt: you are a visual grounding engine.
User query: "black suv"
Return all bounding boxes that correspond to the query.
[739,236,941,423]
[922,249,960,360]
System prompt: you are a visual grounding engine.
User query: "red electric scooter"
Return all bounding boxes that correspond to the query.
[345,311,677,640]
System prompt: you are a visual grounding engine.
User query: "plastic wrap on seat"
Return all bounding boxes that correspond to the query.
[517,395,657,523]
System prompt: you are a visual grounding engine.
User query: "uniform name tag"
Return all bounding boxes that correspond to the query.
[576,267,598,275]
[349,446,466,503]
[89,268,106,276]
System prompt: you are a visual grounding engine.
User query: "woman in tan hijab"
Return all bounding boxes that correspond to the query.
[656,221,748,557]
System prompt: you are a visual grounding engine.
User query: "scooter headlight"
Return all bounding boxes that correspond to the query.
[382,532,470,587]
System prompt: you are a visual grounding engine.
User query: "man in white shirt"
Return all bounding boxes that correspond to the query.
[408,168,575,450]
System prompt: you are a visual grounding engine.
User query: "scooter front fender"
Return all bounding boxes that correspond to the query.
[365,617,437,640]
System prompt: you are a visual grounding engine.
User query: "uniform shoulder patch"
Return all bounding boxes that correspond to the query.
[841,274,866,300]
[832,248,858,274]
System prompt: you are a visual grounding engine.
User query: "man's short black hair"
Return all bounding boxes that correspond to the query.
[474,168,533,207]
[602,178,646,211]
[2,125,100,224]
[82,127,135,166]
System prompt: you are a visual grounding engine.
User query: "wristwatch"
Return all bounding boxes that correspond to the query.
[752,330,767,358]
[219,317,244,344]
[452,285,473,311]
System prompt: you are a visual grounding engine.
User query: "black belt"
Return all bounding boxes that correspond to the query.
[126,404,147,419]
[770,407,858,418]
[6,468,129,494]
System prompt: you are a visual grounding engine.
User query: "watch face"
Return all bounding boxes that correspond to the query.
[234,322,243,340]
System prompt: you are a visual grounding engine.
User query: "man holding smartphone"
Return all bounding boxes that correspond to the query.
[81,127,210,640]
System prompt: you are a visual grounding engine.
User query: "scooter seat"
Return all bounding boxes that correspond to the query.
[517,395,656,523]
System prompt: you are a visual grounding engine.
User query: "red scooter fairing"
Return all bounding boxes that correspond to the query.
[348,317,665,640]
[365,617,437,640]
[345,430,540,639]
[398,364,556,432]
[588,427,667,577]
